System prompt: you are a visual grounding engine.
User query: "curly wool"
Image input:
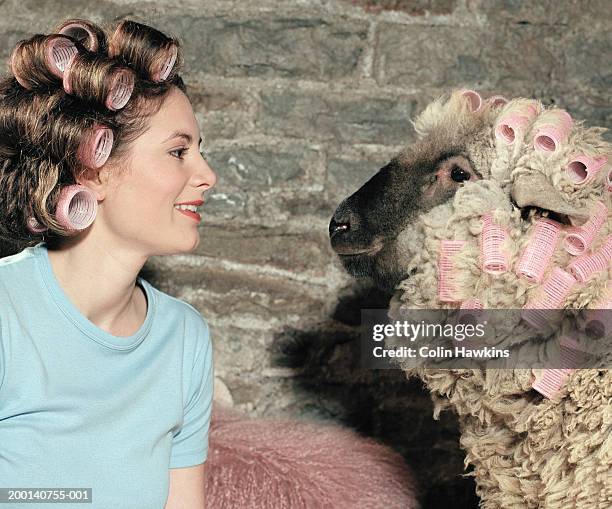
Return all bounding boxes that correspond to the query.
[389,91,611,508]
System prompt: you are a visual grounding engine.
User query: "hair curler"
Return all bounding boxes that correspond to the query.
[56,20,99,52]
[55,184,98,231]
[27,216,48,234]
[63,56,134,111]
[480,213,509,274]
[564,155,607,185]
[152,43,178,82]
[532,336,585,399]
[438,240,466,302]
[27,184,97,233]
[521,267,578,330]
[10,35,77,89]
[77,124,114,169]
[494,101,540,145]
[44,36,79,78]
[564,201,607,255]
[486,95,508,109]
[460,89,482,112]
[533,109,573,153]
[567,235,612,282]
[105,68,135,110]
[515,218,562,284]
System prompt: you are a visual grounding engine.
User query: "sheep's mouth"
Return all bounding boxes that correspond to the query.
[335,239,384,258]
[517,204,573,226]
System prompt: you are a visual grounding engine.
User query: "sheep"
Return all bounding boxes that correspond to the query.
[329,88,611,508]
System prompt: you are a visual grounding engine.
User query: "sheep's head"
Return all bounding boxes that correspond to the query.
[329,89,611,302]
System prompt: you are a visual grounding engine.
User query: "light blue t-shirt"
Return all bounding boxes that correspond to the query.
[0,243,214,508]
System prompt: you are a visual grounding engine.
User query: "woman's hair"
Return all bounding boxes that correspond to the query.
[0,18,187,248]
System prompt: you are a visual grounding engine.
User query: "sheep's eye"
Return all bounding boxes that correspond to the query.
[450,166,470,182]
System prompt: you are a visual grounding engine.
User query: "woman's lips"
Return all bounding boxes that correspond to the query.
[176,208,201,222]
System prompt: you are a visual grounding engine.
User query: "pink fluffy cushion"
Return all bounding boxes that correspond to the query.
[204,403,420,508]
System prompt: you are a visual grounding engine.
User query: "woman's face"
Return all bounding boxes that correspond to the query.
[99,87,217,256]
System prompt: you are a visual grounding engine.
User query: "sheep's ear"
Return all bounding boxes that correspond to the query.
[511,173,589,220]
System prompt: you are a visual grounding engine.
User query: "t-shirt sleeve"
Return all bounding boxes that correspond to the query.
[169,317,214,469]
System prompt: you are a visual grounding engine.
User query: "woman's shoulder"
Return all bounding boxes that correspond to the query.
[140,278,211,338]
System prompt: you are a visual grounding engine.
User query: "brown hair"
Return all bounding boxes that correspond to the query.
[0,18,187,249]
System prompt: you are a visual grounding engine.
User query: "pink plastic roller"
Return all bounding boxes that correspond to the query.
[105,68,135,111]
[564,201,608,255]
[480,213,509,274]
[45,36,78,78]
[438,240,466,302]
[55,184,98,231]
[533,109,573,153]
[57,21,99,52]
[27,184,97,233]
[486,95,508,109]
[153,44,178,82]
[460,89,482,112]
[460,298,484,310]
[515,218,562,283]
[77,124,114,169]
[494,102,540,145]
[522,268,578,330]
[565,155,607,185]
[532,336,584,399]
[567,235,612,282]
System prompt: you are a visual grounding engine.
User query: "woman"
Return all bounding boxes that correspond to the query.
[0,18,216,508]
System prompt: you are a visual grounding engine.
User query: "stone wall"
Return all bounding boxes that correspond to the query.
[1,1,609,507]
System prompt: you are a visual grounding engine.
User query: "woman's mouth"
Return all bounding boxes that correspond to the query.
[174,204,201,222]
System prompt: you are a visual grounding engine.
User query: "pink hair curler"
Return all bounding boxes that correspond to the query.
[515,218,562,284]
[55,184,97,231]
[567,235,612,282]
[564,155,607,185]
[564,201,608,255]
[532,369,571,399]
[532,336,585,399]
[460,298,484,310]
[533,109,573,153]
[57,21,99,52]
[460,89,482,112]
[494,101,540,145]
[486,95,508,108]
[153,44,178,82]
[105,68,134,111]
[438,240,466,302]
[45,36,79,78]
[27,216,47,233]
[521,267,578,330]
[77,124,114,169]
[480,213,509,274]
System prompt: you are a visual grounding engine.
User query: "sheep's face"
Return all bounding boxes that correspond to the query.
[329,92,494,291]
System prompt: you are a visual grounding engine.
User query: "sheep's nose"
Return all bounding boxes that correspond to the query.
[329,202,359,239]
[329,217,350,237]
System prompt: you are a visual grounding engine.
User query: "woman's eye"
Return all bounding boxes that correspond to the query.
[170,148,187,159]
[450,166,470,182]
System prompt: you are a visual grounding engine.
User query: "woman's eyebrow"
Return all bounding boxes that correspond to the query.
[162,131,203,145]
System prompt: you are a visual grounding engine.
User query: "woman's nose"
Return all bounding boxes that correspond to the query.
[197,158,217,190]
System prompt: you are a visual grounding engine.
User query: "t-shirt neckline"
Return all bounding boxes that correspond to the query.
[33,242,156,351]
